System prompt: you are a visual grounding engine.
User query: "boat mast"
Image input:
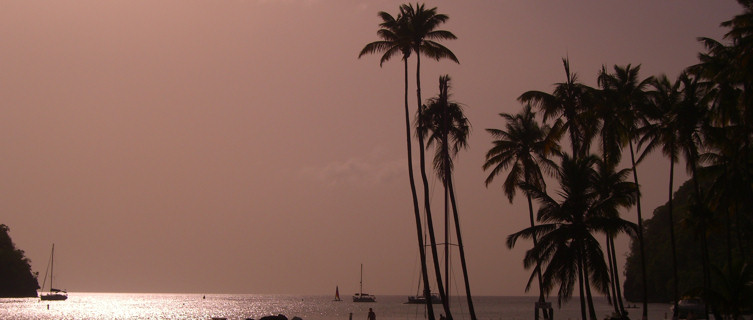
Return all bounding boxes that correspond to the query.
[359,263,363,295]
[50,244,55,292]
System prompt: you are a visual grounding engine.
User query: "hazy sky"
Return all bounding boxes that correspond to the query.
[1,1,742,296]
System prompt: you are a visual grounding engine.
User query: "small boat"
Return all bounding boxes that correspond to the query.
[671,298,706,319]
[406,292,441,304]
[40,244,68,301]
[333,286,341,301]
[352,264,376,302]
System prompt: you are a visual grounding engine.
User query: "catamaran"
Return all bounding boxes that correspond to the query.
[40,244,68,301]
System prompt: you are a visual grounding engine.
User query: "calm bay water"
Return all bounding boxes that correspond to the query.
[0,293,673,320]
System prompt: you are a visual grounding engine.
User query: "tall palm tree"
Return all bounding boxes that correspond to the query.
[639,74,684,319]
[674,72,714,316]
[401,3,458,317]
[597,64,654,319]
[508,154,635,320]
[419,75,476,320]
[358,9,437,320]
[591,158,639,317]
[483,104,560,318]
[519,58,597,158]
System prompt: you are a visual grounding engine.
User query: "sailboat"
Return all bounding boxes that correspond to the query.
[40,244,68,301]
[333,286,341,301]
[352,264,375,302]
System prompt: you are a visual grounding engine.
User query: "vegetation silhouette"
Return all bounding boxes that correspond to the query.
[0,224,40,298]
[419,75,477,319]
[483,103,560,319]
[360,3,460,319]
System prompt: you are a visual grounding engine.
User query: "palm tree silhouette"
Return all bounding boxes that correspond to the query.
[508,154,633,320]
[483,104,559,317]
[597,64,654,319]
[639,74,684,319]
[358,9,436,320]
[419,75,477,320]
[400,3,458,317]
[519,58,596,158]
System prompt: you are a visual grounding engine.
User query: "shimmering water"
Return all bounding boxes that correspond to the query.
[0,293,673,320]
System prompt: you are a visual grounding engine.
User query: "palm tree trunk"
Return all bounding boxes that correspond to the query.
[690,164,711,318]
[610,237,626,315]
[444,175,450,304]
[577,249,588,320]
[628,140,648,320]
[415,52,452,320]
[447,174,477,320]
[404,58,435,320]
[606,235,620,314]
[582,250,598,320]
[668,159,680,320]
[527,193,549,319]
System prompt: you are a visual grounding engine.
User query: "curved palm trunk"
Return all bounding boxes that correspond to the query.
[404,58,435,320]
[577,247,588,320]
[447,171,477,320]
[526,185,549,319]
[610,237,626,315]
[415,52,452,319]
[582,249,598,320]
[628,140,648,320]
[668,159,680,320]
[606,236,620,314]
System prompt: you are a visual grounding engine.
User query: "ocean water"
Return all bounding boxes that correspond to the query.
[0,293,674,320]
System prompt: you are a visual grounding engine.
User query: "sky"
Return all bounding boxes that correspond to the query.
[0,1,743,296]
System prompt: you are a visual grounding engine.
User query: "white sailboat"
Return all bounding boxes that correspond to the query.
[40,244,67,301]
[352,264,375,302]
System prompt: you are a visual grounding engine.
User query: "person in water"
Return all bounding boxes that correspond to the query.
[367,308,376,320]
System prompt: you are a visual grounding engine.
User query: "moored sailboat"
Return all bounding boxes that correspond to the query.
[40,244,67,301]
[352,264,375,302]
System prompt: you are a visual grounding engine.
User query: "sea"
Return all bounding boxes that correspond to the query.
[0,293,675,320]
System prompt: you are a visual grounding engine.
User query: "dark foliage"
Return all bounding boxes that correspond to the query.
[0,224,40,298]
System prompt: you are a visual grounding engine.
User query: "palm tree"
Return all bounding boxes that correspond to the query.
[674,72,714,316]
[591,158,639,317]
[508,154,635,320]
[597,64,654,319]
[419,75,476,320]
[483,104,560,317]
[400,3,458,316]
[519,58,597,158]
[639,74,684,319]
[358,9,437,320]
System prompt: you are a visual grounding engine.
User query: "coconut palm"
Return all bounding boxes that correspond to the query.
[674,72,714,316]
[419,75,476,320]
[483,104,560,316]
[508,154,634,320]
[597,64,654,319]
[358,9,437,320]
[591,157,639,317]
[639,74,684,319]
[519,58,597,158]
[400,3,458,316]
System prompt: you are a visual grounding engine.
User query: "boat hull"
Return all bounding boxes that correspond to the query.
[40,293,68,301]
[352,294,376,302]
[406,294,441,304]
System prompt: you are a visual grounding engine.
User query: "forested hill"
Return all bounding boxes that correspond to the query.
[622,173,753,303]
[0,224,40,298]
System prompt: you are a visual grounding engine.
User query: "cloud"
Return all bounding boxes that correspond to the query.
[302,150,404,187]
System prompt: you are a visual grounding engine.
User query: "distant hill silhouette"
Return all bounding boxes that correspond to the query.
[622,174,753,302]
[0,224,40,298]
